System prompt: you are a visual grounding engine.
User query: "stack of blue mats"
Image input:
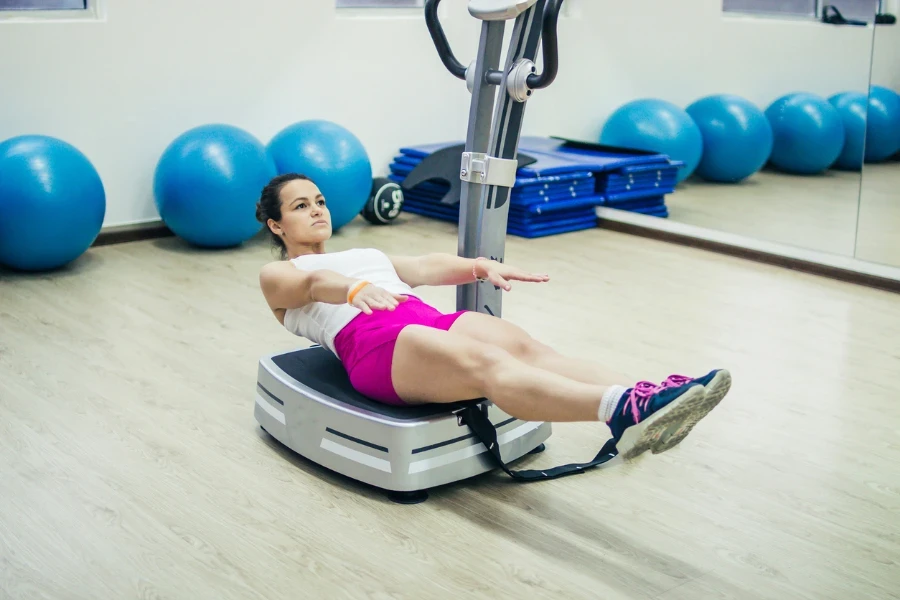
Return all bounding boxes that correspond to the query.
[388,137,681,237]
[594,165,678,218]
[389,167,598,238]
[518,137,681,218]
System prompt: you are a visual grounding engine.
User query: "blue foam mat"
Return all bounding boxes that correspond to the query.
[387,174,600,212]
[603,177,677,188]
[391,136,678,231]
[607,178,677,191]
[401,204,598,238]
[398,190,603,216]
[389,169,597,200]
[402,199,596,225]
[400,187,599,210]
[401,204,595,227]
[403,199,594,225]
[398,137,679,178]
[601,172,679,186]
[525,196,605,214]
[603,182,677,195]
[389,162,598,196]
[605,188,675,203]
[599,199,666,211]
[389,171,597,200]
[393,154,596,188]
[617,163,683,175]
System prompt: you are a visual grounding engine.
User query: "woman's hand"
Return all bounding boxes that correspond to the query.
[475,259,549,291]
[349,282,408,314]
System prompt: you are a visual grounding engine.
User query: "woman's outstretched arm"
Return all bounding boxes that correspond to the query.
[389,253,549,290]
[259,261,407,314]
[259,261,355,310]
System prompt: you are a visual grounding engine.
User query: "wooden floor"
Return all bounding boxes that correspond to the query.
[1,214,899,600]
[856,162,900,269]
[667,163,900,268]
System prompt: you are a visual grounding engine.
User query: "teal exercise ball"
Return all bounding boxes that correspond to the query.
[828,92,868,170]
[686,94,773,183]
[865,86,900,162]
[267,120,372,231]
[0,135,105,271]
[600,99,703,183]
[765,93,845,174]
[153,124,277,248]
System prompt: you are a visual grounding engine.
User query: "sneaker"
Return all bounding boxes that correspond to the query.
[607,380,707,460]
[653,369,732,453]
[661,371,716,388]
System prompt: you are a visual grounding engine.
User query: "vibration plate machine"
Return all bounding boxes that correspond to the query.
[254,0,618,503]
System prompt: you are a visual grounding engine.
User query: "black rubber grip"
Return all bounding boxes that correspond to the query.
[424,0,467,80]
[526,0,564,89]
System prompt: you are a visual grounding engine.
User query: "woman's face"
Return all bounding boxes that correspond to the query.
[272,178,332,246]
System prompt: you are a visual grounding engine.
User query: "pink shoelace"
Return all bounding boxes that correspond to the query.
[619,381,662,423]
[662,374,692,388]
[619,375,695,423]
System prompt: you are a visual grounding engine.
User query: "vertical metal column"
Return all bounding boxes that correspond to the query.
[424,0,563,317]
[456,20,506,314]
[469,1,545,317]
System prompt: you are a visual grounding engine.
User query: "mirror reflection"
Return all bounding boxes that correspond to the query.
[592,0,881,259]
[855,1,900,267]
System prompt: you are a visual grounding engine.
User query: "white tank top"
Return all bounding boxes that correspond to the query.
[282,248,417,357]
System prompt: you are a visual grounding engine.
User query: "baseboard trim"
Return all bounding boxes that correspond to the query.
[595,209,900,294]
[93,221,173,247]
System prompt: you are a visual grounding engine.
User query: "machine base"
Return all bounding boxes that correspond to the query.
[387,490,430,504]
[255,347,552,499]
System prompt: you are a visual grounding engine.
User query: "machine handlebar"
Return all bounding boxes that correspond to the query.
[423,0,564,90]
[526,0,563,90]
[424,0,467,81]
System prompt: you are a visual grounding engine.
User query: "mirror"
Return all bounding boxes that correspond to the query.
[855,1,900,267]
[592,0,880,259]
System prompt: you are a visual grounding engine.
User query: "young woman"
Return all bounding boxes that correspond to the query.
[256,173,731,460]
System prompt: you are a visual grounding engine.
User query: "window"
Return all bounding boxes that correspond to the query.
[824,0,881,21]
[336,0,423,7]
[724,0,881,21]
[724,0,816,17]
[0,0,86,8]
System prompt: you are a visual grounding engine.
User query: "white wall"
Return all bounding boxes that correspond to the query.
[527,0,879,141]
[0,0,882,227]
[871,8,900,91]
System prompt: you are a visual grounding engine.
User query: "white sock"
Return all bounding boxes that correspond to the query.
[598,385,627,423]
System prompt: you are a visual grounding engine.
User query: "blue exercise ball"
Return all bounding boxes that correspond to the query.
[0,135,105,271]
[828,92,868,170]
[686,94,773,183]
[765,93,845,174]
[865,86,900,163]
[154,124,276,248]
[600,99,703,183]
[267,120,372,231]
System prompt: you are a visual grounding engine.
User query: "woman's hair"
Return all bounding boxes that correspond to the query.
[256,173,310,259]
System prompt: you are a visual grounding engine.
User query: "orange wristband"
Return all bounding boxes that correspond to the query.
[347,280,370,304]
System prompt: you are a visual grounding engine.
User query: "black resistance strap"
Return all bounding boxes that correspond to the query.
[458,404,619,481]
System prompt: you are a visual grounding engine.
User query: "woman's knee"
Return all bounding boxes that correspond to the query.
[470,332,555,380]
[460,342,516,393]
[470,343,541,398]
[507,335,555,365]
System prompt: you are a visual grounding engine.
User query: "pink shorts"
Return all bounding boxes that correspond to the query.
[333,296,468,406]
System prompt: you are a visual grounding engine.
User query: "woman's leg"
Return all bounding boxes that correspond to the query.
[390,324,714,458]
[448,311,633,386]
[391,324,606,422]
